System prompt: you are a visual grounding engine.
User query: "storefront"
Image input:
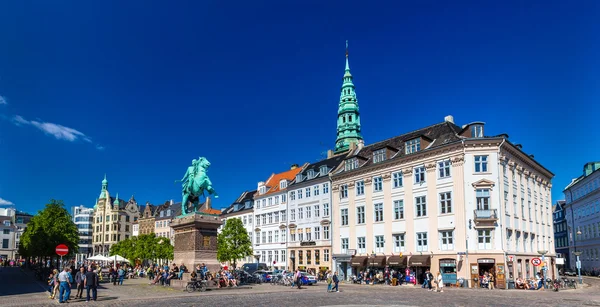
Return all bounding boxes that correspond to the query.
[439,259,457,286]
[408,255,431,284]
[333,254,352,281]
[351,256,368,277]
[387,255,407,270]
[289,243,331,276]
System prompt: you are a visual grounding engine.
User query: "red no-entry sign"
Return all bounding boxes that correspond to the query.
[531,257,542,266]
[55,244,69,256]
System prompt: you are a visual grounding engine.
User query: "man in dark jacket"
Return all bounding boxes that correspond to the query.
[74,267,85,299]
[84,267,99,302]
[332,272,340,292]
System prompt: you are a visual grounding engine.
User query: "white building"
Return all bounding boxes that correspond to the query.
[286,155,346,274]
[72,205,94,262]
[253,164,306,270]
[220,190,256,267]
[0,208,17,260]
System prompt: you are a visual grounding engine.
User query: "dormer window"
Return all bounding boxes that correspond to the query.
[345,158,359,171]
[280,180,287,189]
[320,165,328,175]
[307,169,315,179]
[405,138,421,154]
[373,148,387,163]
[296,174,303,183]
[471,125,484,138]
[245,201,251,209]
[259,186,266,194]
[167,209,171,216]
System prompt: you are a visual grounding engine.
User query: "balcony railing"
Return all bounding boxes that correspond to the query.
[474,209,498,220]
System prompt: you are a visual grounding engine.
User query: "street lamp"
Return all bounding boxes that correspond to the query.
[572,251,583,285]
[371,252,376,284]
[537,250,548,289]
[254,251,260,266]
[290,253,296,272]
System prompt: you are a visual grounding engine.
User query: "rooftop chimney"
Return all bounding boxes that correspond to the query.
[444,115,454,123]
[327,149,334,158]
[290,164,299,170]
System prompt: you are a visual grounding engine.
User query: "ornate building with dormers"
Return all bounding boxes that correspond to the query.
[92,175,141,256]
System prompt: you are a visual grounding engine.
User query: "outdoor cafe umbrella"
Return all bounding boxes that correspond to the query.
[88,254,112,261]
[109,254,130,263]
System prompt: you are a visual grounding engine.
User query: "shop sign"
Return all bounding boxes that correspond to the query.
[300,241,316,246]
[507,255,515,262]
[477,259,495,264]
[440,259,456,267]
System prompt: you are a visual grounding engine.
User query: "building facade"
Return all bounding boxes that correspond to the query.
[73,205,94,262]
[563,162,600,272]
[287,156,346,275]
[220,190,256,267]
[138,202,156,236]
[553,200,569,270]
[331,116,555,288]
[14,210,32,259]
[254,164,306,270]
[92,175,141,256]
[154,200,177,243]
[0,208,17,260]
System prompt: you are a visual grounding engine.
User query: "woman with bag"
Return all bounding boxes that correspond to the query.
[436,272,444,293]
[326,270,333,292]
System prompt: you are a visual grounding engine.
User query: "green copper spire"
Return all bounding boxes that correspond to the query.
[114,193,120,206]
[99,175,108,199]
[335,40,363,153]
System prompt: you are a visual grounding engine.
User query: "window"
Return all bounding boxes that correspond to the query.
[374,203,384,222]
[314,205,320,217]
[296,174,303,183]
[323,183,329,194]
[298,250,303,264]
[478,230,492,249]
[375,235,385,252]
[306,250,312,265]
[314,185,320,196]
[262,214,267,224]
[262,232,266,244]
[314,226,321,240]
[274,230,279,242]
[291,209,295,221]
[373,176,383,192]
[373,149,387,163]
[280,180,287,189]
[416,232,428,251]
[324,249,330,262]
[392,172,403,188]
[3,229,10,235]
[356,180,365,195]
[2,239,9,249]
[243,216,247,225]
[290,230,296,242]
[297,190,303,199]
[323,226,330,240]
[262,199,266,207]
[341,238,349,253]
[471,125,483,137]
[357,237,366,253]
[393,200,404,219]
[320,165,328,175]
[290,191,295,201]
[275,196,280,204]
[298,229,304,241]
[393,234,405,252]
[414,166,426,183]
[345,158,359,171]
[476,189,490,210]
[440,192,452,214]
[357,206,365,224]
[307,169,315,179]
[416,196,427,217]
[305,188,311,198]
[282,193,287,203]
[268,213,273,224]
[438,160,451,178]
[274,212,280,223]
[281,229,287,242]
[323,203,330,216]
[340,185,348,198]
[306,228,312,241]
[405,138,421,154]
[341,209,348,226]
[306,207,312,218]
[475,155,488,173]
[298,208,303,220]
[440,230,454,250]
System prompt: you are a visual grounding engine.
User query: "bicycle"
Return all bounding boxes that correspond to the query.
[186,279,208,293]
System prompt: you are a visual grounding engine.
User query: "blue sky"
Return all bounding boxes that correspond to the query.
[0,1,598,214]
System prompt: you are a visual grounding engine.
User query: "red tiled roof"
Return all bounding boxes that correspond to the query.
[201,208,222,215]
[255,163,308,198]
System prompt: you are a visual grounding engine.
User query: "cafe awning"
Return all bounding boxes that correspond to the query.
[408,255,431,266]
[368,255,387,267]
[351,256,368,266]
[387,255,407,266]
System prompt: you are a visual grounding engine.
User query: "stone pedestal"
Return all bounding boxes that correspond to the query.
[171,212,222,273]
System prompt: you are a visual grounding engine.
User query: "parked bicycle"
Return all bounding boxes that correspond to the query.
[186,279,208,293]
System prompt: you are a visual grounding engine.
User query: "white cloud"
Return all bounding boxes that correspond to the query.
[0,96,6,105]
[12,115,94,144]
[0,198,14,205]
[96,145,105,151]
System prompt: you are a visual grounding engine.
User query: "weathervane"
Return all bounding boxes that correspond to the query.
[346,40,349,58]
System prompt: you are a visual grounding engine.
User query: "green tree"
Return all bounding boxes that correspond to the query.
[109,234,173,264]
[20,199,79,260]
[217,218,252,269]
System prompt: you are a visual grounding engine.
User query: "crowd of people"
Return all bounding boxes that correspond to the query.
[515,272,545,290]
[47,264,100,303]
[351,268,445,293]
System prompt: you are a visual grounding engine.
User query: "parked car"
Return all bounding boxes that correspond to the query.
[300,272,318,285]
[242,263,268,275]
[253,270,274,282]
[563,270,577,276]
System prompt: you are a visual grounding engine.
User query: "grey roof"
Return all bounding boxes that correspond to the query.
[290,155,347,187]
[221,190,256,216]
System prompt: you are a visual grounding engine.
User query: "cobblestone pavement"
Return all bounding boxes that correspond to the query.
[3,267,600,307]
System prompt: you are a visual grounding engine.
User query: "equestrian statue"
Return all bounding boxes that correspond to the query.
[175,157,218,215]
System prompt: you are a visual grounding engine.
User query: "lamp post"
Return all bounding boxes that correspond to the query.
[537,250,548,289]
[254,251,260,266]
[290,253,296,272]
[573,251,583,285]
[371,252,376,284]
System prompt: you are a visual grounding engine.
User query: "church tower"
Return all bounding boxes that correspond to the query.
[334,41,363,153]
[99,174,108,199]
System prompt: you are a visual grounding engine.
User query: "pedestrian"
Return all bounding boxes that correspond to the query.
[118,266,125,285]
[489,273,495,290]
[295,269,302,289]
[179,263,186,280]
[436,272,444,293]
[84,267,98,302]
[50,269,60,299]
[332,271,340,292]
[75,267,85,299]
[326,270,333,292]
[57,267,72,303]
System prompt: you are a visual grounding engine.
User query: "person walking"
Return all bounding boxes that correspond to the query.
[295,269,302,289]
[488,273,495,290]
[75,267,85,299]
[332,272,340,292]
[84,267,98,302]
[326,270,333,292]
[436,272,444,293]
[118,266,125,285]
[57,267,72,303]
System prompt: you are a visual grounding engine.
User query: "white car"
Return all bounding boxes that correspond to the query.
[300,272,318,285]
